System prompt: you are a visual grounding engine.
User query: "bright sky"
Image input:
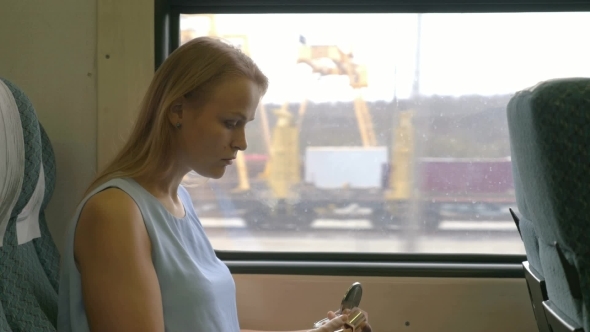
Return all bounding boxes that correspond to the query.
[181,13,590,103]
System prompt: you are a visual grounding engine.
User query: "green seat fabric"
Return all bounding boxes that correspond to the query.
[0,77,60,331]
[507,77,590,331]
[509,145,542,273]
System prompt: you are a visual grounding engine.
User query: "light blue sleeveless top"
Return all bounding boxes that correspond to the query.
[57,177,240,332]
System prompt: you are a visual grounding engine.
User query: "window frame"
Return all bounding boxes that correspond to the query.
[156,0,590,68]
[154,0,590,278]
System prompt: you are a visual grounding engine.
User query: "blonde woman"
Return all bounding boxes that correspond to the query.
[57,37,371,332]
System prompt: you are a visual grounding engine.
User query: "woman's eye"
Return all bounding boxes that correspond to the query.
[225,121,238,128]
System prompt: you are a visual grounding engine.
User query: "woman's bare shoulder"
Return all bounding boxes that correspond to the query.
[73,187,165,331]
[74,187,149,264]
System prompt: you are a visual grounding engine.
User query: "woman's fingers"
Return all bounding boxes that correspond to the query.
[317,314,349,332]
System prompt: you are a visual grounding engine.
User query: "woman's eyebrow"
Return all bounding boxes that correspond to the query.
[226,111,254,121]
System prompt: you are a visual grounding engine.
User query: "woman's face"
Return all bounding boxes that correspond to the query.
[174,77,262,179]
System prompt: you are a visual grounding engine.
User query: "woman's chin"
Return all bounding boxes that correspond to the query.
[201,168,226,180]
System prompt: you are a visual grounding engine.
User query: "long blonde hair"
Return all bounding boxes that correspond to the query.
[84,36,268,197]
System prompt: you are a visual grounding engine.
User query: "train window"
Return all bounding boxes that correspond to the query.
[177,12,590,254]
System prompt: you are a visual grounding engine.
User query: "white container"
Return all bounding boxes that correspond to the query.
[305,146,388,189]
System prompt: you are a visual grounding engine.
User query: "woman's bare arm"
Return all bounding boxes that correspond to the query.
[74,188,165,332]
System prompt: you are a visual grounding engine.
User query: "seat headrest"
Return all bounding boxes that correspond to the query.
[507,77,590,248]
[0,78,47,247]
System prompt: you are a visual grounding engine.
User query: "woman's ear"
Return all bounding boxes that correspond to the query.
[168,98,184,127]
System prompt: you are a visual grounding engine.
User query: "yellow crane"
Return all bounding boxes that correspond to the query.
[259,41,379,202]
[295,43,377,147]
[265,107,300,200]
[265,39,415,224]
[261,38,415,203]
[385,110,414,201]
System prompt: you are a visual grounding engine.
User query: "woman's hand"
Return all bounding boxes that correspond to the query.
[326,308,372,332]
[310,314,349,332]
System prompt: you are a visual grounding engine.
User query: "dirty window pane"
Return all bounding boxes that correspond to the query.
[179,12,590,254]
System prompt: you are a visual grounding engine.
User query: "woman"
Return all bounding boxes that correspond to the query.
[57,37,371,332]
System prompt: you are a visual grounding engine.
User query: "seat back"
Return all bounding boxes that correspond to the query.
[0,78,60,331]
[509,117,550,331]
[507,78,590,331]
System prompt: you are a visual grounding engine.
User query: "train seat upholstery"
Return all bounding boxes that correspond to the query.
[0,77,60,331]
[507,77,590,332]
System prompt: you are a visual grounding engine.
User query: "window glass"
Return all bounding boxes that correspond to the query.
[179,12,590,254]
